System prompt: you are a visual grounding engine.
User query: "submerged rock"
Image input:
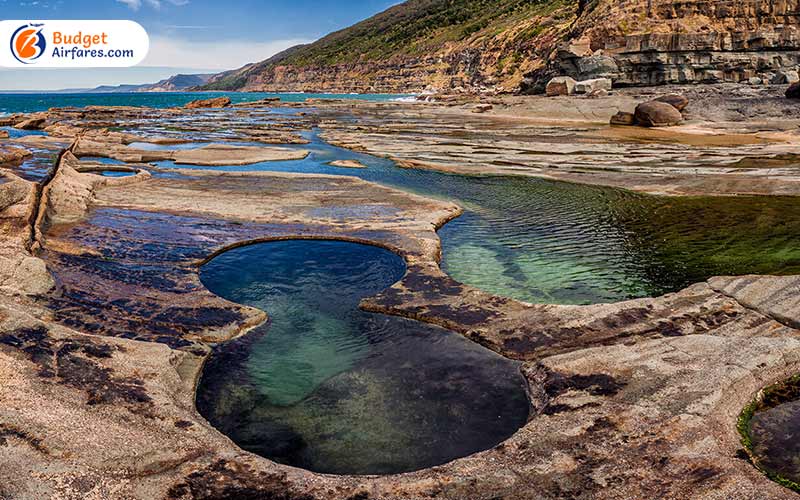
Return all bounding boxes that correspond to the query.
[634,101,684,127]
[328,159,366,169]
[787,82,800,99]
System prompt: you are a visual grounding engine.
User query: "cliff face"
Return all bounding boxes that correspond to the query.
[548,0,800,89]
[202,0,800,93]
[202,0,579,94]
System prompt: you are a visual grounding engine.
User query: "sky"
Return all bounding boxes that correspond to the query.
[0,0,399,90]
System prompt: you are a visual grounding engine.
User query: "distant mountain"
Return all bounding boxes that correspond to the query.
[199,0,800,94]
[54,74,214,94]
[138,73,215,92]
[0,73,217,94]
[87,73,215,93]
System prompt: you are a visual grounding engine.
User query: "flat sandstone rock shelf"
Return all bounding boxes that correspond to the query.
[0,94,799,499]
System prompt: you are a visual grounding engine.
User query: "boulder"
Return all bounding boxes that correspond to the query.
[654,94,689,112]
[610,111,636,126]
[634,101,683,127]
[0,130,8,139]
[472,104,493,113]
[787,82,800,99]
[748,77,763,85]
[184,97,231,109]
[546,77,576,97]
[574,78,612,94]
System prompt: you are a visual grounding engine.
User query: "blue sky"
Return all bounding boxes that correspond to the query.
[0,0,399,90]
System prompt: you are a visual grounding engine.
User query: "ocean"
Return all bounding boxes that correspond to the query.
[0,91,412,114]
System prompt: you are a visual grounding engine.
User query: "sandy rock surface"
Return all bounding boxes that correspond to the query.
[0,93,798,499]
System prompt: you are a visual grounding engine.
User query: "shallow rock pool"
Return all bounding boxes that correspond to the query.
[157,131,800,305]
[743,376,800,492]
[196,240,531,475]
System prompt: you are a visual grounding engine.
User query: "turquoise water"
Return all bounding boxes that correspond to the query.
[8,95,800,304]
[0,92,410,114]
[196,240,530,475]
[100,170,136,177]
[152,131,800,305]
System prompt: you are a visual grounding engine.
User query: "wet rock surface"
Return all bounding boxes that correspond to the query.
[0,96,798,498]
[315,86,800,196]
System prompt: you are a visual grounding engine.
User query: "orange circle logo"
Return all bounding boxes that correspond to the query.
[10,24,46,64]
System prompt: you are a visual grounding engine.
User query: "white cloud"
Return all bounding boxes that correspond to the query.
[142,36,311,70]
[116,0,141,9]
[117,0,187,10]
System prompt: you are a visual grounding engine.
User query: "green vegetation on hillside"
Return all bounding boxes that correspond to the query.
[203,0,574,90]
[280,0,569,65]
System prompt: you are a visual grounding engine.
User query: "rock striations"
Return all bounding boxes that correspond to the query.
[199,0,800,94]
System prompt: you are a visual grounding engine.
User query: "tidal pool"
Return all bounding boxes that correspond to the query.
[742,376,800,492]
[159,131,800,305]
[196,240,530,475]
[100,170,137,177]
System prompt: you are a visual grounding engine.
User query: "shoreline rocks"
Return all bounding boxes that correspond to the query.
[610,111,636,126]
[184,96,232,109]
[574,78,612,95]
[546,76,577,97]
[634,101,684,127]
[547,76,613,97]
[0,145,32,163]
[655,94,689,112]
[13,116,47,130]
[611,93,689,128]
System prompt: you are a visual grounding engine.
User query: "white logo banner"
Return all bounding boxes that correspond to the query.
[0,20,149,68]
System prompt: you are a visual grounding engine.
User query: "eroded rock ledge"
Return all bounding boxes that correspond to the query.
[0,100,799,499]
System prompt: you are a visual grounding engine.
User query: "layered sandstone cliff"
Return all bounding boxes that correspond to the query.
[201,0,800,93]
[547,0,800,89]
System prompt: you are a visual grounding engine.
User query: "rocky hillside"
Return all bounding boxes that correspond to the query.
[202,0,800,93]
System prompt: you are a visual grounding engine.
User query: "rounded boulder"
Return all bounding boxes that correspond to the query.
[634,101,683,127]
